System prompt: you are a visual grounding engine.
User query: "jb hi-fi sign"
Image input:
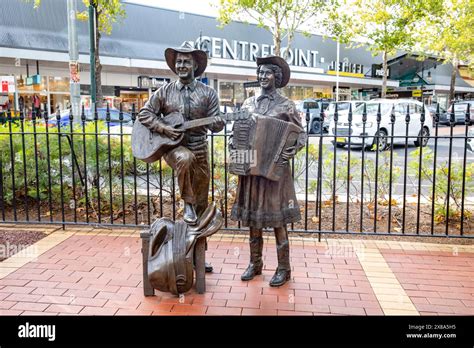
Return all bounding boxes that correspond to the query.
[1,76,15,93]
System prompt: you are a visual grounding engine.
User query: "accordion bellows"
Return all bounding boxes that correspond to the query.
[229,115,302,181]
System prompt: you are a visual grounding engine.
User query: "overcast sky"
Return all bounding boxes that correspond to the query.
[123,0,221,17]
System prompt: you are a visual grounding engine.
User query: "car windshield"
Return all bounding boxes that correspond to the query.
[353,103,392,116]
[296,100,319,111]
[328,102,352,113]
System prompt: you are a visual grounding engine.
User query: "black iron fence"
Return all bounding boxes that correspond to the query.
[0,102,472,238]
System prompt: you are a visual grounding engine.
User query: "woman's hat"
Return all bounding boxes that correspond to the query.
[165,47,208,77]
[256,55,290,88]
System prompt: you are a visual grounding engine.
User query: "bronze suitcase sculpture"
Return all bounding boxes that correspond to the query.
[147,202,223,295]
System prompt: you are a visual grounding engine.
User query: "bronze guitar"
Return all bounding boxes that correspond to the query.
[132,110,249,163]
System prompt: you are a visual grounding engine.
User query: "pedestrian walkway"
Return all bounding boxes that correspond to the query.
[0,225,473,316]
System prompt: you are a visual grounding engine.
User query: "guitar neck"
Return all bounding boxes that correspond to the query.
[182,111,246,130]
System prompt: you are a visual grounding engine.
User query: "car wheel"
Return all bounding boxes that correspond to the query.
[372,129,388,151]
[311,120,322,134]
[414,127,430,147]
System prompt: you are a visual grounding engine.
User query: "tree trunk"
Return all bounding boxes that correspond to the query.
[285,32,294,61]
[274,29,281,57]
[381,50,388,98]
[94,11,103,108]
[449,57,458,104]
[273,11,282,57]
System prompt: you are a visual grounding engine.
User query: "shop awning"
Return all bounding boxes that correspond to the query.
[387,53,443,80]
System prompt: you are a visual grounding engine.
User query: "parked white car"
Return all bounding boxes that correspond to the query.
[329,99,433,150]
[468,128,473,153]
[324,101,366,131]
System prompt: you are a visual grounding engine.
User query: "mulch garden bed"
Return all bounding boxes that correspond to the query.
[1,196,473,245]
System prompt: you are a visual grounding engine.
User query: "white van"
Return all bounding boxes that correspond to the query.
[329,99,433,150]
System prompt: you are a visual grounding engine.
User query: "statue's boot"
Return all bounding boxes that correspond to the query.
[269,226,291,287]
[183,202,198,225]
[241,228,263,281]
[205,262,213,273]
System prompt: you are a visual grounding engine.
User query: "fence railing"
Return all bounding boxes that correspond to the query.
[0,102,472,238]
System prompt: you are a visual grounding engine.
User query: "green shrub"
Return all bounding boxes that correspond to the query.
[409,147,474,223]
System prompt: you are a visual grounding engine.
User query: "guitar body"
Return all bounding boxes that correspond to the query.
[132,112,185,163]
[132,110,249,163]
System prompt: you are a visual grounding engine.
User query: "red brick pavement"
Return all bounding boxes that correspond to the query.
[381,249,474,315]
[0,234,473,316]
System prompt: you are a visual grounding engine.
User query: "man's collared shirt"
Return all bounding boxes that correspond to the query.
[138,79,221,136]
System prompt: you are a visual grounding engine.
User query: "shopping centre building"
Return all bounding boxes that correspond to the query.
[1,0,473,115]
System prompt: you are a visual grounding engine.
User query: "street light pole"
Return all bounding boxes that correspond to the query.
[89,3,96,107]
[336,40,340,102]
[67,0,80,120]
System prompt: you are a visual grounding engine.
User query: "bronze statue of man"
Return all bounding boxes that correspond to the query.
[231,56,305,287]
[137,47,224,225]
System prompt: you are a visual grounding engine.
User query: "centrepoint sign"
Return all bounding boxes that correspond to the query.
[189,36,326,68]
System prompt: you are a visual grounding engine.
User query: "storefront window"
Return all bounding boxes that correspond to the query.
[219,81,247,107]
[434,95,448,109]
[234,84,244,107]
[219,81,234,105]
[50,94,70,112]
[48,76,69,92]
[281,85,332,101]
[16,75,47,93]
[119,92,148,112]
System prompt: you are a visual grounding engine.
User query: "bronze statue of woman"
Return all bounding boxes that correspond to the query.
[230,56,306,287]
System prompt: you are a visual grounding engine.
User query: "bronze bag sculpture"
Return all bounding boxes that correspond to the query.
[147,203,223,295]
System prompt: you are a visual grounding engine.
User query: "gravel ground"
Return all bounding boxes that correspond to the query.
[0,230,48,261]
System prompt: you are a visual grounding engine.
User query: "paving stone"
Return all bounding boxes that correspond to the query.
[0,230,471,316]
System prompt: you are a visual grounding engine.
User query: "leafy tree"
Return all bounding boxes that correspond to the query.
[413,0,474,103]
[324,0,428,97]
[77,0,125,107]
[23,0,126,107]
[217,0,322,58]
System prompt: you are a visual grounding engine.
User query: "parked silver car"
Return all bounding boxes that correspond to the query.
[295,99,331,134]
[446,100,474,125]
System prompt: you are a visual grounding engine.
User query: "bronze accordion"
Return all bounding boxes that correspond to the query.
[229,115,303,181]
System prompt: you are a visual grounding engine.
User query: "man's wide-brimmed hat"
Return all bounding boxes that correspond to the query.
[165,47,208,77]
[256,55,290,88]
